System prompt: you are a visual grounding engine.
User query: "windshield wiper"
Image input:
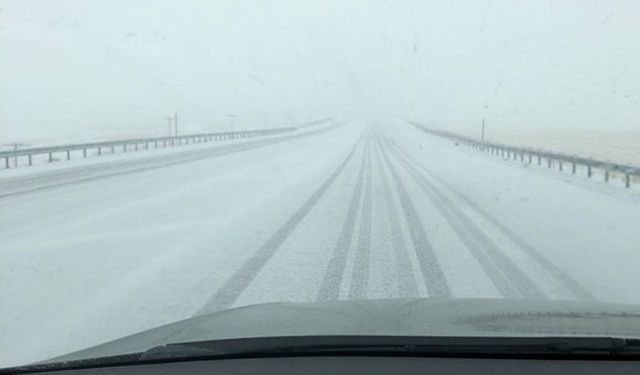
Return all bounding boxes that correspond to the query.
[5,336,640,374]
[141,336,640,358]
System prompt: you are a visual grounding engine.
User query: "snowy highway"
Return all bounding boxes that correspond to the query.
[2,119,640,366]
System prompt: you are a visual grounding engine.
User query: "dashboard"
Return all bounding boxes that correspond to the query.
[22,356,639,375]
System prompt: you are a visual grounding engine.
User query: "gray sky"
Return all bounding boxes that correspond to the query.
[1,0,639,141]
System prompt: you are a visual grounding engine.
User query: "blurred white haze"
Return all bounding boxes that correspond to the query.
[1,0,639,160]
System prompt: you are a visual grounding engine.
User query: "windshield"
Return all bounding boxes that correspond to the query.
[2,0,640,369]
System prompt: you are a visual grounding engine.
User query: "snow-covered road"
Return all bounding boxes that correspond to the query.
[2,119,640,366]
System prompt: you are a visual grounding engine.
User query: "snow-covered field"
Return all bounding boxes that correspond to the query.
[441,126,640,167]
[2,119,640,367]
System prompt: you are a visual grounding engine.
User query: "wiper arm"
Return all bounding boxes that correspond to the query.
[143,336,640,359]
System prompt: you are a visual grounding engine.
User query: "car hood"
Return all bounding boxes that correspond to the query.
[51,298,640,362]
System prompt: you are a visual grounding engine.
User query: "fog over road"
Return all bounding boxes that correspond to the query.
[2,119,640,366]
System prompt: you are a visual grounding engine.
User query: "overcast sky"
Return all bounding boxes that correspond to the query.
[1,0,639,141]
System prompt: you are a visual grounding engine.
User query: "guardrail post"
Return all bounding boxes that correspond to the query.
[559,161,563,171]
[111,145,115,153]
[135,143,139,151]
[28,154,32,166]
[537,155,541,165]
[98,147,102,156]
[66,150,71,160]
[547,158,551,168]
[4,157,9,169]
[124,144,127,153]
[49,152,53,162]
[587,165,592,178]
[83,148,87,158]
[605,170,609,183]
[145,142,149,150]
[572,163,576,174]
[626,174,631,188]
[520,153,524,162]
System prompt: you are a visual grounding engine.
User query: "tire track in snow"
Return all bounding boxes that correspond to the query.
[348,142,373,299]
[377,139,452,298]
[316,142,369,302]
[451,194,597,301]
[373,139,420,298]
[197,136,362,314]
[384,137,547,300]
[391,137,597,302]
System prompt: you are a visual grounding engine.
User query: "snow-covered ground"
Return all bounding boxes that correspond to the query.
[439,126,640,167]
[2,119,640,367]
[487,129,640,167]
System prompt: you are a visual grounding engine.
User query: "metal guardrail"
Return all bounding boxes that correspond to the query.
[409,121,640,188]
[0,127,297,169]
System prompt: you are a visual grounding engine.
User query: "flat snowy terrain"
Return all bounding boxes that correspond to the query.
[441,127,640,167]
[2,120,640,367]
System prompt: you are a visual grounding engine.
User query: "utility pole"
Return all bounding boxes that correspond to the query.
[228,114,237,131]
[174,112,178,137]
[481,118,486,142]
[164,116,173,136]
